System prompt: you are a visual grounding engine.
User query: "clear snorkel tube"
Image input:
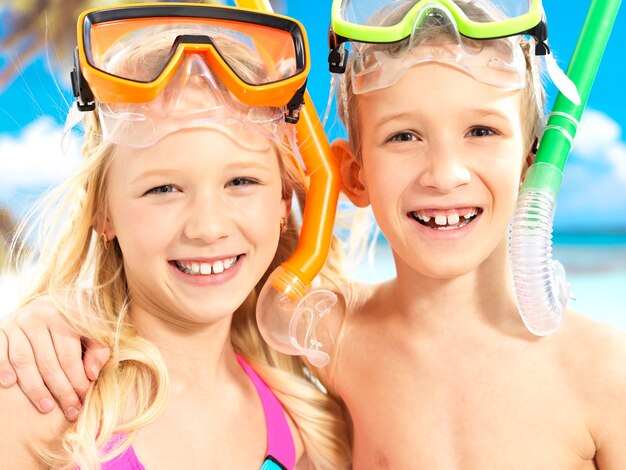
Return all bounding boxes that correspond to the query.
[511,0,622,335]
[237,0,341,367]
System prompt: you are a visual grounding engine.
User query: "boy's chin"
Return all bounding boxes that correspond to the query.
[395,251,482,281]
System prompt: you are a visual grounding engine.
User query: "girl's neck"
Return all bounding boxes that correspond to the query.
[130,307,242,393]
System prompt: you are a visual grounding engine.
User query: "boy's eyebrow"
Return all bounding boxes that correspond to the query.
[467,108,511,120]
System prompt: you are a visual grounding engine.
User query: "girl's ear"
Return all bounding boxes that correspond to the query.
[332,138,370,208]
[280,189,292,221]
[92,212,116,242]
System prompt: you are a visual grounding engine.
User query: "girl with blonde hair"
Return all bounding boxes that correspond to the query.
[0,4,349,469]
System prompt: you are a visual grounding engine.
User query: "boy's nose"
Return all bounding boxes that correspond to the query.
[182,192,232,242]
[418,144,471,192]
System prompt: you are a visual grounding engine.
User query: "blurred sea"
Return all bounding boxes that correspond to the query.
[2,234,625,330]
[353,233,626,332]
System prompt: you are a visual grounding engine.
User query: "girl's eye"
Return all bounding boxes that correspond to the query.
[468,127,496,137]
[388,132,418,143]
[227,177,259,187]
[146,184,178,195]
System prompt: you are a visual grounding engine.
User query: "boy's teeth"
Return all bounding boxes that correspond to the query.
[413,208,480,230]
[176,256,238,275]
[435,215,447,226]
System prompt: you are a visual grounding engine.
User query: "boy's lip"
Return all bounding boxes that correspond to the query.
[407,206,483,232]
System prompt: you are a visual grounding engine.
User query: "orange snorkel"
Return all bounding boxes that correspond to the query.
[237,0,341,367]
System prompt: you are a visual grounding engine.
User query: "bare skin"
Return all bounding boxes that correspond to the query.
[321,62,626,468]
[3,44,625,470]
[329,265,626,469]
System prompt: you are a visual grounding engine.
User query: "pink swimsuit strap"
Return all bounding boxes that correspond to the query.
[97,355,296,470]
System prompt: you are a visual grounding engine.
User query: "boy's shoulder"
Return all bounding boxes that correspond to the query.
[560,309,626,365]
[556,309,626,411]
[0,384,68,467]
[558,309,626,465]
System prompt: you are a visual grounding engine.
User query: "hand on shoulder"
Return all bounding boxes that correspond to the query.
[0,381,69,468]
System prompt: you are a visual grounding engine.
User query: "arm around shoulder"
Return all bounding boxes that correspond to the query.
[0,384,68,468]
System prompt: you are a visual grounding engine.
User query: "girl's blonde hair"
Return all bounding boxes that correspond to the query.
[14,31,350,470]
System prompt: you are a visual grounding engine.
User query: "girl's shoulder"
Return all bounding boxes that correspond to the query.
[0,384,69,467]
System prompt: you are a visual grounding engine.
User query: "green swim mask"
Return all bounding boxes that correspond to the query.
[330,0,545,47]
[329,0,580,104]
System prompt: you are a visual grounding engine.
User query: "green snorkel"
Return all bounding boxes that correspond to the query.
[511,0,622,335]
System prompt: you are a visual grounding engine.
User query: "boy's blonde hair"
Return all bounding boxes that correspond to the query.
[337,0,546,162]
[14,32,350,469]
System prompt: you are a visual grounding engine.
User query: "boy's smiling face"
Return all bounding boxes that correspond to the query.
[341,61,531,279]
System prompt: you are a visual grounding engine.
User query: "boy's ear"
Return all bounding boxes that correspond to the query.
[332,138,370,208]
[520,137,538,184]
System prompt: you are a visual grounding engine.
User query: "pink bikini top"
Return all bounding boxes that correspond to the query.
[97,355,296,470]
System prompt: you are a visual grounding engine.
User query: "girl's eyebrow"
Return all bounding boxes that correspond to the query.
[224,160,275,174]
[373,111,420,128]
[129,168,182,185]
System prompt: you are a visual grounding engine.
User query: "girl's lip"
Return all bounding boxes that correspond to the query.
[168,255,244,286]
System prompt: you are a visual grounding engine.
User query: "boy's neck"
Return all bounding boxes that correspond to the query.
[385,241,522,333]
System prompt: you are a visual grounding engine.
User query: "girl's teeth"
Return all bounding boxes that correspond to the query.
[177,256,238,275]
[212,260,224,274]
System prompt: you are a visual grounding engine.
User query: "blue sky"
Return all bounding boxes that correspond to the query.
[1,1,625,232]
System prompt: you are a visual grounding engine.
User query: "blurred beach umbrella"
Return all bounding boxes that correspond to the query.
[0,208,16,269]
[0,0,226,90]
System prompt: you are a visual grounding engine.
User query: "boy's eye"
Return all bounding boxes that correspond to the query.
[146,184,178,195]
[227,177,259,187]
[468,127,496,137]
[388,132,419,143]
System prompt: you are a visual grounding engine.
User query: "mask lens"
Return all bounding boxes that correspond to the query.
[87,17,300,86]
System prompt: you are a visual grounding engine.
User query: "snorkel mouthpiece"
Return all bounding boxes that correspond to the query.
[258,266,338,368]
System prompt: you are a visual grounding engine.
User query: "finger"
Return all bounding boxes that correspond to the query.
[49,326,91,398]
[83,338,111,381]
[22,327,83,421]
[0,331,17,387]
[7,328,56,414]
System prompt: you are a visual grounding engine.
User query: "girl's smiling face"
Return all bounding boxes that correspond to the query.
[351,61,530,280]
[101,126,289,327]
